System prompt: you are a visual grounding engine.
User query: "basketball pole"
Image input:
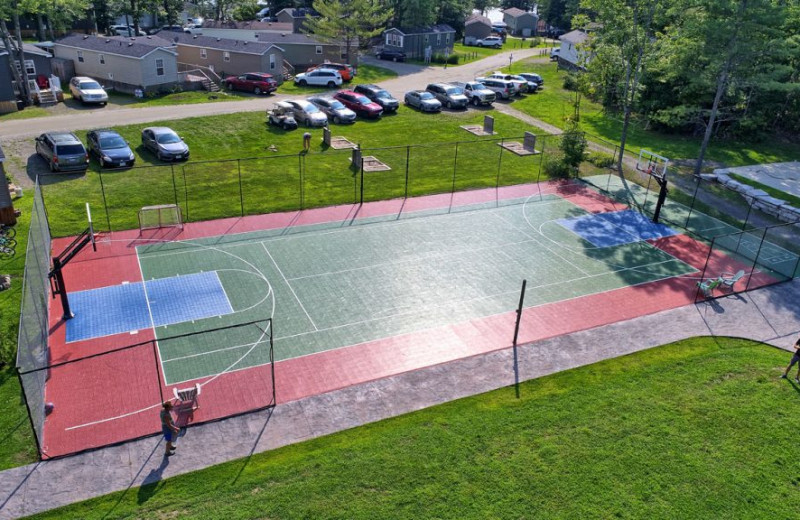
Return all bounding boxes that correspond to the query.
[652,176,668,224]
[512,279,527,399]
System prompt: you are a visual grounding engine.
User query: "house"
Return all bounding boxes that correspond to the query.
[274,8,319,33]
[382,24,456,60]
[200,20,294,40]
[464,14,493,43]
[0,41,56,112]
[53,34,180,94]
[254,32,342,70]
[558,29,590,70]
[503,8,539,37]
[170,32,285,81]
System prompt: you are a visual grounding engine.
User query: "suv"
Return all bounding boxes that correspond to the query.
[69,76,108,105]
[285,99,329,127]
[518,73,544,87]
[35,132,89,173]
[307,62,355,81]
[476,36,503,48]
[426,83,468,109]
[353,84,399,113]
[333,90,383,118]
[376,48,406,62]
[450,81,495,106]
[486,73,525,94]
[550,48,560,61]
[294,69,342,88]
[224,72,277,95]
[475,77,514,99]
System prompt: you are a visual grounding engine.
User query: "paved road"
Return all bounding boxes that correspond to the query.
[0,47,549,140]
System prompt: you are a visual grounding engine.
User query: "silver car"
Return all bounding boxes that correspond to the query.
[141,127,189,161]
[404,90,442,112]
[308,96,356,124]
[286,99,329,127]
[426,83,468,109]
[69,76,108,105]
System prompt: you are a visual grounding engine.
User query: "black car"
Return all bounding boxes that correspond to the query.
[376,48,406,62]
[353,84,399,113]
[87,129,136,168]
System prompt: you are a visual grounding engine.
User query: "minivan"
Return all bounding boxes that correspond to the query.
[35,132,89,173]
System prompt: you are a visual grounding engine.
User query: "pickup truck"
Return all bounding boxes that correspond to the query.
[450,81,496,106]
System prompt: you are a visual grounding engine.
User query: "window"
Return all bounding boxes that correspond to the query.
[223,51,230,62]
[269,53,276,70]
[14,60,36,75]
[77,51,84,63]
[385,33,391,45]
[315,46,323,54]
[99,54,105,65]
[398,35,404,47]
[156,58,164,76]
[200,48,207,59]
[424,35,429,44]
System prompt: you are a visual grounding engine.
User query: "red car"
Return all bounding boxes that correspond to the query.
[224,73,277,95]
[306,62,355,81]
[333,90,383,119]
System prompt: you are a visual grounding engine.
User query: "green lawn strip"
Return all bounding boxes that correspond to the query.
[29,337,799,519]
[0,193,39,470]
[277,64,397,95]
[502,59,800,167]
[0,106,52,121]
[728,173,800,208]
[106,90,252,108]
[38,109,541,237]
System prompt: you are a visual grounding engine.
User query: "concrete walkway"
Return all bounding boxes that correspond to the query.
[2,278,798,519]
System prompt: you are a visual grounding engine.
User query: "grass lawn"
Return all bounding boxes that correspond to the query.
[501,58,800,167]
[106,90,252,108]
[28,336,800,519]
[0,106,52,121]
[729,173,800,208]
[277,64,397,95]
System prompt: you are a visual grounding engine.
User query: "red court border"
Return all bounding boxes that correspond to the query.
[41,180,733,457]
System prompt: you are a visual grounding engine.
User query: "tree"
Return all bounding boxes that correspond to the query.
[303,0,393,64]
[395,0,436,28]
[560,122,587,173]
[473,0,500,16]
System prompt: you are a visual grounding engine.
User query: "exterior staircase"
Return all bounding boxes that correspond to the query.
[282,59,295,83]
[36,89,58,107]
[201,78,220,92]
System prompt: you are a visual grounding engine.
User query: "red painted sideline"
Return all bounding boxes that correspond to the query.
[42,180,703,458]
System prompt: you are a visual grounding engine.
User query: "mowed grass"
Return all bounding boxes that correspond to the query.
[501,58,800,167]
[29,336,800,519]
[276,64,398,94]
[37,108,555,237]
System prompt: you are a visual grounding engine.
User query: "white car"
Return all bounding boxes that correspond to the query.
[109,25,146,36]
[476,36,503,48]
[69,76,108,105]
[294,69,343,88]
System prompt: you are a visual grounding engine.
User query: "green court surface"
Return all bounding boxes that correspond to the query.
[135,190,697,386]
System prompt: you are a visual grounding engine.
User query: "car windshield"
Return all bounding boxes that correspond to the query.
[156,133,181,144]
[419,92,435,100]
[375,90,391,99]
[354,95,371,104]
[56,144,85,155]
[99,136,127,149]
[304,104,320,113]
[474,83,487,89]
[329,100,346,110]
[79,81,102,90]
[445,87,463,95]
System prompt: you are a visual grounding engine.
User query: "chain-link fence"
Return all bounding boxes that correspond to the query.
[15,181,51,455]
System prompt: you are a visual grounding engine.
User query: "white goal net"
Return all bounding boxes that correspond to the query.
[138,204,183,231]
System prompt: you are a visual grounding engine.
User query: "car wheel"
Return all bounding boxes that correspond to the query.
[299,79,307,86]
[282,122,290,130]
[157,151,164,161]
[254,87,262,95]
[446,101,452,109]
[226,82,234,90]
[392,56,397,62]
[333,116,340,124]
[49,160,56,172]
[472,97,480,106]
[305,118,311,128]
[78,95,84,104]
[327,81,335,88]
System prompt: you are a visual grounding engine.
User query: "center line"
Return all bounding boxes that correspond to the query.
[261,242,319,331]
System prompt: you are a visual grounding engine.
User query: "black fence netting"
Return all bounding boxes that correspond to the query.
[16,181,52,454]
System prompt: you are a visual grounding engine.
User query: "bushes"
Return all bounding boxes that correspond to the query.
[587,152,614,168]
[528,37,542,48]
[432,54,459,65]
[562,73,580,91]
[543,156,571,178]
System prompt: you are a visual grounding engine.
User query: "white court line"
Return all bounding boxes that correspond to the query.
[136,251,157,332]
[213,270,235,315]
[261,242,318,332]
[163,339,261,363]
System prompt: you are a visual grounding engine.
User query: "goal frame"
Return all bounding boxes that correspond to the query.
[138,204,184,231]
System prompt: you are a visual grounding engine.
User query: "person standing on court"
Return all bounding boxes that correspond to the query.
[161,401,180,456]
[780,336,800,382]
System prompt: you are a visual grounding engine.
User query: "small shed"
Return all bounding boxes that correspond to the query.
[275,8,319,33]
[503,8,539,37]
[382,24,456,60]
[464,14,492,42]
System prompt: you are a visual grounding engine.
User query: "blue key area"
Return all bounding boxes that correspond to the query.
[557,210,679,248]
[66,271,233,343]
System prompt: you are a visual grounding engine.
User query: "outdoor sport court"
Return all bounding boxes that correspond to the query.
[39,175,796,457]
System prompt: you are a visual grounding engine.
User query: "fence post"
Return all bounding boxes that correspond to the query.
[152,340,165,404]
[97,170,112,232]
[536,135,546,187]
[170,165,179,208]
[451,141,459,194]
[496,138,504,188]
[359,149,365,204]
[298,153,304,210]
[697,235,716,301]
[16,368,43,459]
[237,159,244,217]
[740,201,753,231]
[182,165,190,221]
[404,145,410,199]
[512,279,527,399]
[745,228,769,292]
[685,176,702,231]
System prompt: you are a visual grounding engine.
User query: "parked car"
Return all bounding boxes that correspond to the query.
[449,81,496,106]
[159,25,184,33]
[376,48,406,62]
[307,62,355,81]
[353,84,399,113]
[35,132,89,173]
[86,129,135,168]
[426,83,468,109]
[487,72,526,94]
[183,23,203,34]
[550,48,560,61]
[333,90,383,119]
[267,101,298,130]
[294,69,343,88]
[475,77,514,99]
[507,74,539,93]
[109,25,146,36]
[224,72,277,95]
[285,99,329,127]
[141,127,189,161]
[307,96,357,124]
[404,90,442,112]
[518,72,544,87]
[476,36,503,48]
[69,76,108,105]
